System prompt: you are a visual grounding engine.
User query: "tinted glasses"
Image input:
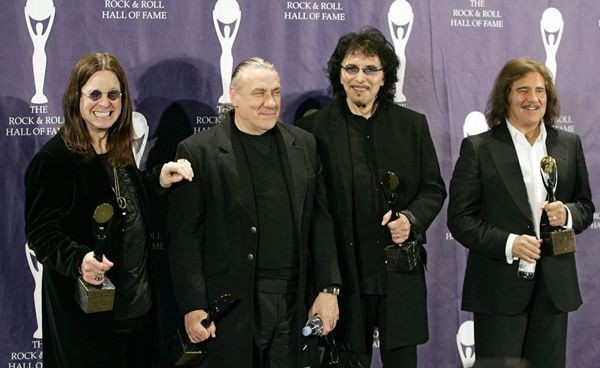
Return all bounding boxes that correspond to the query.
[341,64,384,76]
[82,89,123,101]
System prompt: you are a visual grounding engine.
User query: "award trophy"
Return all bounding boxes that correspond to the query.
[380,171,420,272]
[174,293,240,366]
[539,156,576,256]
[75,203,116,313]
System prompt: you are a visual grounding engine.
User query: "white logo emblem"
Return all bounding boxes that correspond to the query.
[540,7,563,83]
[388,0,413,104]
[213,0,241,104]
[463,111,488,138]
[457,320,475,368]
[25,0,55,104]
[132,111,149,169]
[25,243,43,339]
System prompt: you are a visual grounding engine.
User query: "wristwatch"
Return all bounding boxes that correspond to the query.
[321,286,341,296]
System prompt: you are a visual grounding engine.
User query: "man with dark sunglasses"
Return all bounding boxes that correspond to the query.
[297,28,446,367]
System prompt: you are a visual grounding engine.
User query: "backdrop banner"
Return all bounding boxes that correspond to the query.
[1,1,599,367]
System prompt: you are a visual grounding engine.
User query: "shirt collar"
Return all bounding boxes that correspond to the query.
[505,119,547,145]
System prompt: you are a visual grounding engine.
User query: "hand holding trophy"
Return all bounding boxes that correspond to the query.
[539,156,576,256]
[175,293,240,366]
[75,203,116,313]
[380,171,420,272]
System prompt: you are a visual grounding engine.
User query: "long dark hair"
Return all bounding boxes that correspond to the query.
[61,52,134,167]
[327,27,399,103]
[485,57,560,128]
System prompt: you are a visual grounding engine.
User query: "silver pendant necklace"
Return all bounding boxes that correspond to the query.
[113,167,127,210]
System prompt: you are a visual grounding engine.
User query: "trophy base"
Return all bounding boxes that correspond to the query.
[174,329,207,367]
[541,228,576,256]
[75,277,115,313]
[384,240,420,272]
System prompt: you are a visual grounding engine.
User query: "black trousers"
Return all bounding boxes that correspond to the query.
[474,267,568,368]
[253,291,299,368]
[105,312,151,368]
[338,295,417,368]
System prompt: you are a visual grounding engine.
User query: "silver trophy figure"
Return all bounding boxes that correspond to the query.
[540,8,563,84]
[388,0,413,104]
[132,111,149,169]
[463,111,488,138]
[456,320,475,368]
[24,0,55,104]
[213,0,241,104]
[25,243,43,339]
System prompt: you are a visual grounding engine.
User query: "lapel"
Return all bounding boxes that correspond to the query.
[275,125,306,232]
[75,152,117,209]
[328,101,354,217]
[216,118,257,224]
[489,123,533,222]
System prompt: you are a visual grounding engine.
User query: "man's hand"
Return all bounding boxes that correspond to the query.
[308,293,339,336]
[542,200,568,227]
[381,210,411,244]
[184,309,216,343]
[159,159,194,188]
[511,235,542,263]
[79,252,113,285]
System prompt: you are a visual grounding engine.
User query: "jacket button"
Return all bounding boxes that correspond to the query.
[248,253,254,261]
[250,226,257,234]
[349,242,353,246]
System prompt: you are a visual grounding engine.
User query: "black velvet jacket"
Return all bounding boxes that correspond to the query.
[24,133,162,368]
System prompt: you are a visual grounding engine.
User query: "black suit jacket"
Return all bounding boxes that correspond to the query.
[168,116,340,368]
[448,122,594,315]
[24,134,159,368]
[298,99,446,350]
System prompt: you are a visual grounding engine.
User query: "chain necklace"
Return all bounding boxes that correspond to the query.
[113,167,127,210]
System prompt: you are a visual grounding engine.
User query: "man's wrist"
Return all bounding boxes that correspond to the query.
[321,286,340,296]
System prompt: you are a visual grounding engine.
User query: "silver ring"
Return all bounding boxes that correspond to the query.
[94,273,103,281]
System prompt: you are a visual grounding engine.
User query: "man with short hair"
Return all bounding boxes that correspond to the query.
[168,57,341,368]
[298,28,446,367]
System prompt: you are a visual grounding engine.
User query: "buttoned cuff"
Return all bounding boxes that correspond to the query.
[506,233,518,264]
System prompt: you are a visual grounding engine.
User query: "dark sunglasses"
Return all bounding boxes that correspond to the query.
[82,89,123,101]
[341,64,384,76]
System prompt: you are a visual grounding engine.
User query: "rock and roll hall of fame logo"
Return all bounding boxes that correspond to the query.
[25,0,55,105]
[541,7,563,84]
[388,0,413,104]
[25,243,43,340]
[213,0,241,107]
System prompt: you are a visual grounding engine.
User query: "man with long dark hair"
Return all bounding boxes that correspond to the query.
[448,57,594,367]
[25,52,193,368]
[298,28,446,367]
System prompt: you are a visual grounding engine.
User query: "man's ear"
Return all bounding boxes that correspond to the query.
[229,87,238,107]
